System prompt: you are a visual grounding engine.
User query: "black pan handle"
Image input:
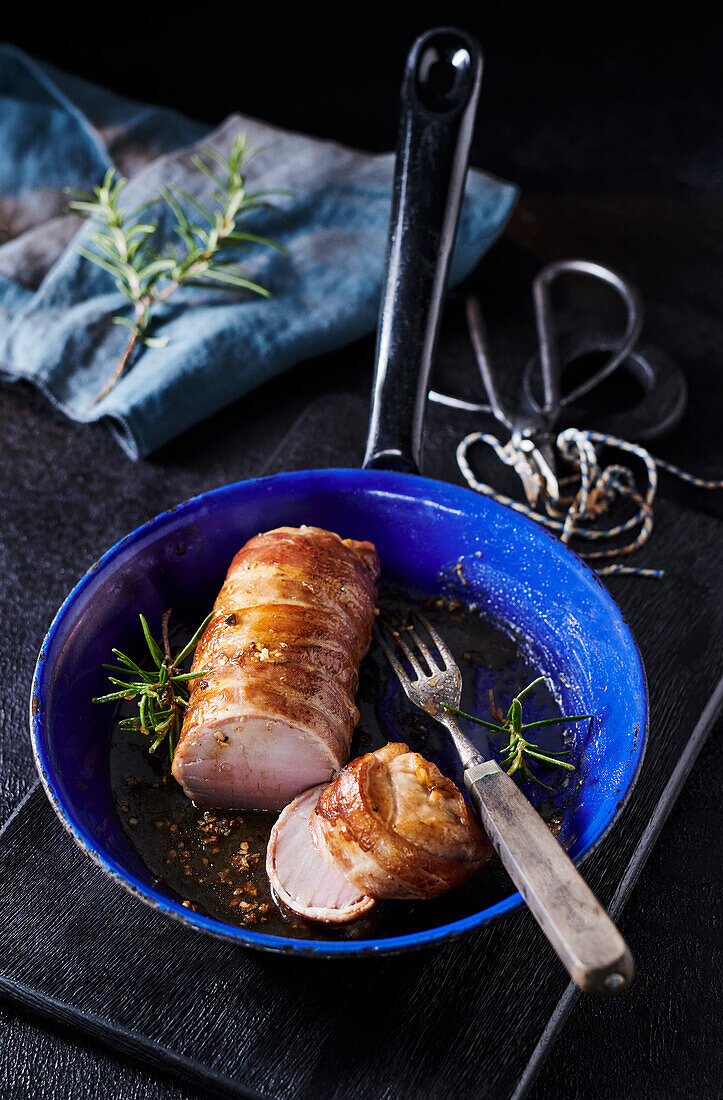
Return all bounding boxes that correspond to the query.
[363,28,483,474]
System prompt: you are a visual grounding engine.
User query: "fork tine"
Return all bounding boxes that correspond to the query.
[373,625,413,688]
[405,622,441,673]
[413,612,457,670]
[395,631,425,678]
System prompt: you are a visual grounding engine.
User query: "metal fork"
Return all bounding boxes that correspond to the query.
[375,613,634,995]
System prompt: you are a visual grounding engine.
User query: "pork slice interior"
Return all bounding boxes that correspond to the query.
[175,717,338,812]
[267,785,375,922]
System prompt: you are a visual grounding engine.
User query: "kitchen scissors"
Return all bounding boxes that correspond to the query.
[430,258,688,506]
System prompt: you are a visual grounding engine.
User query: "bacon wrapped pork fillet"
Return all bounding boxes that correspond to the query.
[310,742,491,899]
[266,743,490,921]
[172,526,379,811]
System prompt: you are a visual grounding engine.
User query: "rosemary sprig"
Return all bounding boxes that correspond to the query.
[93,609,211,764]
[444,676,591,791]
[66,133,287,405]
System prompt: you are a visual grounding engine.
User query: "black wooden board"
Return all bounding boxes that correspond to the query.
[0,392,721,1100]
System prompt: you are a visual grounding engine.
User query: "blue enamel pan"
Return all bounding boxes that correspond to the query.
[31,29,647,958]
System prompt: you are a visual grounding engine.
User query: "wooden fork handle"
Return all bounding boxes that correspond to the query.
[465,760,634,994]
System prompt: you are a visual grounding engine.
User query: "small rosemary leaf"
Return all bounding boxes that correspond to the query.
[138,683,162,695]
[160,188,195,247]
[521,715,592,730]
[215,241,249,257]
[239,139,263,160]
[515,675,546,702]
[110,176,127,201]
[441,703,506,732]
[511,698,523,736]
[527,773,555,792]
[244,188,294,200]
[174,612,213,664]
[144,335,170,348]
[68,200,102,215]
[85,247,139,288]
[159,187,193,228]
[117,261,144,286]
[139,615,164,667]
[112,316,138,330]
[199,269,272,295]
[92,689,137,704]
[111,649,143,671]
[229,201,268,215]
[127,235,157,263]
[191,227,210,247]
[172,225,196,251]
[524,750,576,771]
[190,154,226,191]
[226,232,288,253]
[179,245,210,268]
[175,188,215,225]
[212,256,254,269]
[88,233,122,262]
[201,146,233,169]
[75,245,124,279]
[126,222,157,240]
[137,258,176,281]
[64,187,95,200]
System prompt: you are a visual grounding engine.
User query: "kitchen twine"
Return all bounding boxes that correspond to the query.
[456,428,723,578]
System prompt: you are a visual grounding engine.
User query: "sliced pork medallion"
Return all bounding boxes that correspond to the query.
[266,785,376,923]
[311,743,491,899]
[172,526,379,811]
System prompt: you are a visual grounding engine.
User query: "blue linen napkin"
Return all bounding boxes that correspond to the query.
[0,46,517,458]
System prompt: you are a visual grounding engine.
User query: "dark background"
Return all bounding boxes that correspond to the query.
[1,2,722,1098]
[3,1,720,184]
